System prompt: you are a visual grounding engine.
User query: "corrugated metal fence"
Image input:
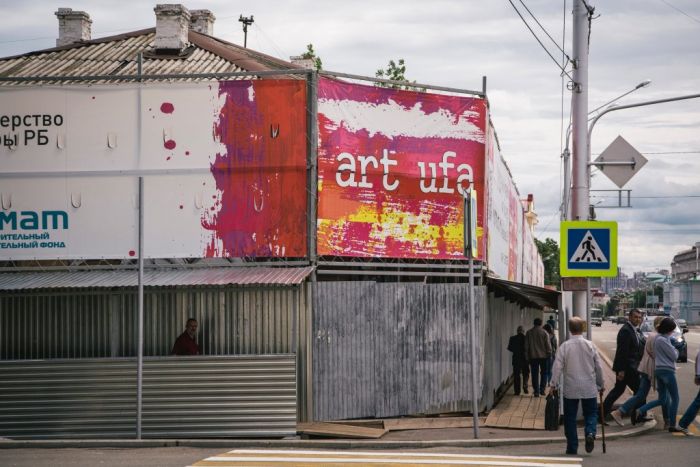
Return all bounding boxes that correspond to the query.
[0,285,306,359]
[0,355,296,439]
[0,284,311,437]
[480,293,539,408]
[312,282,487,421]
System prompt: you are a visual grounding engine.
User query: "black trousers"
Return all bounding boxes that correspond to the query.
[603,368,642,416]
[530,358,548,395]
[513,362,530,394]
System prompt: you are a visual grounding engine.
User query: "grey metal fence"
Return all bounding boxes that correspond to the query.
[0,355,296,439]
[0,285,306,359]
[312,281,487,421]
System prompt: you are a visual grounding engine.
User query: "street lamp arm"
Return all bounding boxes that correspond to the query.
[588,92,700,143]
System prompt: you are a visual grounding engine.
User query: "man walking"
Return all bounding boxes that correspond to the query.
[603,308,644,417]
[549,316,605,455]
[508,326,530,395]
[525,317,552,397]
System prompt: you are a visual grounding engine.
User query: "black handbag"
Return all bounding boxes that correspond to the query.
[544,391,560,431]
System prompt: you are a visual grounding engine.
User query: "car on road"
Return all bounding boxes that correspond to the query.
[614,316,628,324]
[639,316,688,363]
[676,318,688,332]
[591,317,602,327]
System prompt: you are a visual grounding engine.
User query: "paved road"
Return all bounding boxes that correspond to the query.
[591,321,700,418]
[3,435,700,467]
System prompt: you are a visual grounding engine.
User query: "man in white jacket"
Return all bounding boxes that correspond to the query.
[549,316,605,455]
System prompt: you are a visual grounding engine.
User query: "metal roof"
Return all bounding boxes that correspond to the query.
[487,277,560,310]
[0,266,314,290]
[0,29,301,85]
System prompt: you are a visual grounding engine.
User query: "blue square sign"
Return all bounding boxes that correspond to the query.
[560,221,618,277]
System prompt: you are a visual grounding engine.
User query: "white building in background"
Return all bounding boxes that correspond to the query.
[666,243,700,324]
[602,268,628,294]
[671,243,700,282]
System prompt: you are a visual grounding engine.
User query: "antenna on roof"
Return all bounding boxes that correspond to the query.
[238,15,254,48]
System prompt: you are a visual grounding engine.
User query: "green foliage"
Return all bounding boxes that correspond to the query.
[375,58,423,91]
[631,284,664,308]
[606,297,619,316]
[300,43,322,71]
[535,237,561,288]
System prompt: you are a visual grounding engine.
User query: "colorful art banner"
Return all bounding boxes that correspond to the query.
[0,80,308,260]
[316,78,487,259]
[205,80,307,257]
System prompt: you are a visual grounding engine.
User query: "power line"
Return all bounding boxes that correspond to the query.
[518,0,571,61]
[506,0,573,81]
[658,0,700,24]
[591,194,700,199]
[591,151,700,156]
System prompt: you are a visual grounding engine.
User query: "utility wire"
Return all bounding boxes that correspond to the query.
[658,0,700,24]
[518,0,571,62]
[506,0,573,81]
[591,151,700,155]
[591,194,700,199]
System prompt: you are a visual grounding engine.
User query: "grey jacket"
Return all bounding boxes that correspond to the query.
[525,325,553,360]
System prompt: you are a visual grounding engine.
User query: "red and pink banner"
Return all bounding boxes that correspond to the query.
[206,80,308,257]
[316,78,487,259]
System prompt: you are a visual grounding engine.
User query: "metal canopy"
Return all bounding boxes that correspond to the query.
[487,277,560,310]
[0,266,314,291]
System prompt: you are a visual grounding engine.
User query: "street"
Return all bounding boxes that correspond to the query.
[2,433,700,467]
[591,321,700,414]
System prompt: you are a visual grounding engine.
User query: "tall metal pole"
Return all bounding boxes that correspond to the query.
[570,1,590,320]
[465,190,479,439]
[136,53,144,439]
[137,177,144,439]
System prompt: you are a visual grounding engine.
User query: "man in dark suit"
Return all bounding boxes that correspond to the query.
[508,326,530,395]
[603,308,645,417]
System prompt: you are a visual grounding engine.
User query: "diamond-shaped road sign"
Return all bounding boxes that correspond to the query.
[594,135,647,188]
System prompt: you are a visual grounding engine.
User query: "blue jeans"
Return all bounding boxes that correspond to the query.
[563,397,598,454]
[543,356,554,386]
[618,373,664,419]
[638,369,679,427]
[679,386,700,429]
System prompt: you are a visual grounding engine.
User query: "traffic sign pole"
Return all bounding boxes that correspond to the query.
[571,0,590,322]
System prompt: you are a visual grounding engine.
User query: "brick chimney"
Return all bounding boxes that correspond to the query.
[190,9,215,35]
[55,8,92,47]
[154,4,190,51]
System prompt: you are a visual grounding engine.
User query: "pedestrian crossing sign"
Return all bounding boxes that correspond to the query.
[560,221,618,277]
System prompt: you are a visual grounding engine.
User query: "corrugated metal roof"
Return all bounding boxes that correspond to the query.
[487,277,560,310]
[0,266,314,290]
[0,29,301,85]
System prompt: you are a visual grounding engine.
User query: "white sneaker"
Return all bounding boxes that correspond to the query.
[610,409,625,427]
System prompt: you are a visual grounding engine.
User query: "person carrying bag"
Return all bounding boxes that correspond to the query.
[548,317,605,455]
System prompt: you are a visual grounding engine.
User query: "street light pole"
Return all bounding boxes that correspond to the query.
[570,0,589,321]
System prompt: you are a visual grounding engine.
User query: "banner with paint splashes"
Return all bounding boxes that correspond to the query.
[316,78,487,259]
[0,80,308,260]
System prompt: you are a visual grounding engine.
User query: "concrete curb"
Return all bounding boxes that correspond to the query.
[0,420,657,450]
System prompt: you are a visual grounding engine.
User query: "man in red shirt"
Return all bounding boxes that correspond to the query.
[170,318,201,355]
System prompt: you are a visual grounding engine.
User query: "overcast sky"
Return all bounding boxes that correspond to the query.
[1,0,698,274]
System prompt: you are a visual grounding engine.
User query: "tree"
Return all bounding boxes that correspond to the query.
[535,237,561,288]
[375,58,422,91]
[300,43,322,71]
